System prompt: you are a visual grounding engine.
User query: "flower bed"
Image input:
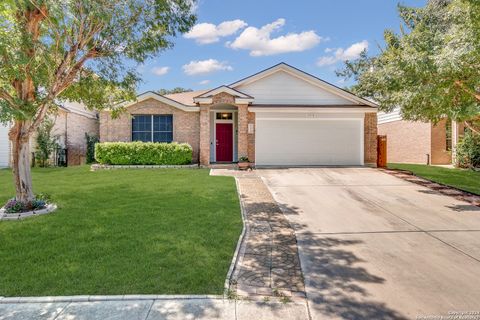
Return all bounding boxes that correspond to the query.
[0,193,57,220]
[0,204,57,220]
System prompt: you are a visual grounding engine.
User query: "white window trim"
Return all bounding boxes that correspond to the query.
[132,114,173,143]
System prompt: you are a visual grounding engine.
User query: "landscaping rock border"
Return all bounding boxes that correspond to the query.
[0,204,57,221]
[91,164,199,171]
[380,168,480,206]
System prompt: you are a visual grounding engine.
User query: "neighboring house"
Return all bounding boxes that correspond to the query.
[100,63,378,167]
[0,102,99,168]
[378,107,465,165]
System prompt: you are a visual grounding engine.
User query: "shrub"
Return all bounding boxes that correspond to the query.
[456,132,480,169]
[35,118,59,167]
[85,133,99,164]
[95,142,193,165]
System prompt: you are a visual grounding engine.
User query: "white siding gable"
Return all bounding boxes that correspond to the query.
[378,107,402,124]
[234,70,356,105]
[0,123,10,167]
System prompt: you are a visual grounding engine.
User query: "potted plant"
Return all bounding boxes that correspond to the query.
[238,156,250,170]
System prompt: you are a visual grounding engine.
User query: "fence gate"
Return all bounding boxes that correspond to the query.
[377,135,387,168]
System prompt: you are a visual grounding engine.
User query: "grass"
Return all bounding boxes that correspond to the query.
[0,166,242,297]
[388,163,480,195]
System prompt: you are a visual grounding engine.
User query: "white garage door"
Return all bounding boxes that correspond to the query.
[255,114,364,166]
[0,123,10,167]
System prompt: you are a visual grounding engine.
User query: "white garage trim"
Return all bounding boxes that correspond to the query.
[0,123,11,168]
[255,115,364,167]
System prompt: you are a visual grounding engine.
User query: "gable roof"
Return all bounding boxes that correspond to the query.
[229,62,377,108]
[165,90,209,106]
[116,91,199,112]
[193,85,254,104]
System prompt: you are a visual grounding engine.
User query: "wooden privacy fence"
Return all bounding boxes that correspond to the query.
[377,135,387,168]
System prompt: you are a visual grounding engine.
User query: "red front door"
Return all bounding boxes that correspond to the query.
[216,123,233,162]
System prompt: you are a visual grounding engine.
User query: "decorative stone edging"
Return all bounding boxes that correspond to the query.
[0,204,57,221]
[380,168,480,206]
[91,164,199,171]
[223,177,248,297]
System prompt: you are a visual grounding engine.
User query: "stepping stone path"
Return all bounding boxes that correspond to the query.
[211,169,305,298]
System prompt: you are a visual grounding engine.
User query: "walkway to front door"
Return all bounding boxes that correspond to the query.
[211,169,305,298]
[216,123,233,162]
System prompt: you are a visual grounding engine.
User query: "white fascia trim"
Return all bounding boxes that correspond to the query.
[230,63,378,108]
[116,92,199,112]
[235,98,254,104]
[194,85,252,99]
[194,97,254,105]
[249,107,377,113]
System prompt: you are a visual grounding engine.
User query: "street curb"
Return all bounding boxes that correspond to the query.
[0,295,224,304]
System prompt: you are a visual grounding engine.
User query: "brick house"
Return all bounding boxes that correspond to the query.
[0,102,99,167]
[378,108,466,165]
[100,63,378,167]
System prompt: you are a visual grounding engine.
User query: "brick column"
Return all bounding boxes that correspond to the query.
[237,104,248,159]
[199,104,210,166]
[364,112,378,166]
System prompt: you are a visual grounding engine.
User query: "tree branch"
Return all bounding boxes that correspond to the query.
[0,89,16,109]
[455,80,480,102]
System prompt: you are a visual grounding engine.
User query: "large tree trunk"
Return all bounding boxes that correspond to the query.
[9,120,35,203]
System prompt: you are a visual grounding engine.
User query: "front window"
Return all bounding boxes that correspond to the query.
[445,120,452,151]
[132,115,173,143]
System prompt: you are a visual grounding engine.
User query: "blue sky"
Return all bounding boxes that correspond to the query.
[136,0,427,93]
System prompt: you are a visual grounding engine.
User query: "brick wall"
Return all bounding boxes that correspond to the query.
[199,104,210,165]
[99,98,200,162]
[65,112,99,165]
[431,118,452,165]
[364,113,378,166]
[237,104,248,159]
[247,112,255,163]
[212,92,235,105]
[378,120,431,164]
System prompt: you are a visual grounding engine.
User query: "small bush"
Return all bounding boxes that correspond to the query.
[95,142,193,165]
[85,133,99,164]
[456,132,480,169]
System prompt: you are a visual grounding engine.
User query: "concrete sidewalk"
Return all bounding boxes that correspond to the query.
[0,297,309,320]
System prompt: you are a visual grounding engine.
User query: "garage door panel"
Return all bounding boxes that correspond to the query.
[256,118,363,166]
[0,124,10,167]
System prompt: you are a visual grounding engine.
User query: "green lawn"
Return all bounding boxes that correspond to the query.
[0,166,242,297]
[388,163,480,195]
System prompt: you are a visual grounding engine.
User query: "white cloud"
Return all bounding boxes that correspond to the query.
[199,80,210,85]
[151,66,170,76]
[184,19,247,44]
[182,59,233,76]
[317,40,369,66]
[228,18,323,56]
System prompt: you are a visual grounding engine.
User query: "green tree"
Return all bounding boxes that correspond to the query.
[0,0,196,203]
[35,117,58,167]
[337,0,480,131]
[156,87,192,95]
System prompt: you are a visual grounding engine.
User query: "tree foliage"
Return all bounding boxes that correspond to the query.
[157,87,192,95]
[0,0,196,202]
[337,0,480,128]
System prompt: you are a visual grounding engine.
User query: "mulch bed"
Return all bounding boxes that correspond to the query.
[379,168,480,207]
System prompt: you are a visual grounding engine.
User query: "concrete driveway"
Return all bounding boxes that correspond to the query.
[259,168,480,320]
